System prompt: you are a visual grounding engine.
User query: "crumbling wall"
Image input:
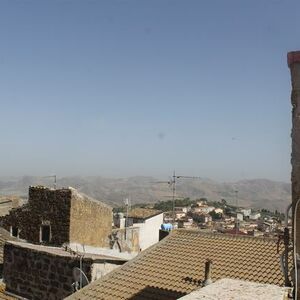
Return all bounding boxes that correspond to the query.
[110,227,140,253]
[69,190,112,248]
[1,186,72,246]
[3,242,92,300]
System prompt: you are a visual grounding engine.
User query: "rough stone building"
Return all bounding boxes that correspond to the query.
[0,228,17,278]
[1,186,112,248]
[288,51,300,299]
[3,241,127,300]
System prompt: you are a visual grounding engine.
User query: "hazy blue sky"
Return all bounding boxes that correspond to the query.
[0,1,298,182]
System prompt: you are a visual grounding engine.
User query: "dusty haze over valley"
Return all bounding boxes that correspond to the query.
[0,175,290,212]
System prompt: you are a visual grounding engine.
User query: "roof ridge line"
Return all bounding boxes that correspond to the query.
[175,229,277,243]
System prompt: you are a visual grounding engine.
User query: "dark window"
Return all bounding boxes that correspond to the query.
[11,226,18,237]
[41,225,51,242]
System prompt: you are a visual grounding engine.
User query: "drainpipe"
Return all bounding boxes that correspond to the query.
[288,51,300,299]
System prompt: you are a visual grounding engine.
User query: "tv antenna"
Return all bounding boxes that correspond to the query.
[124,197,131,240]
[158,171,202,226]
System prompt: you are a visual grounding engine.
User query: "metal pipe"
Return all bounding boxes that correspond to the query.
[284,227,291,286]
[203,259,212,286]
[280,247,293,287]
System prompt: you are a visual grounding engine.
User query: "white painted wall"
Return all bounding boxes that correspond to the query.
[134,213,164,251]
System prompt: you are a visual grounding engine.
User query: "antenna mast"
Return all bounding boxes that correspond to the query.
[162,171,202,227]
[124,197,130,240]
[42,175,57,189]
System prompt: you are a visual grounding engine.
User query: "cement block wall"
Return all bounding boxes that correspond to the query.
[69,190,112,248]
[3,242,92,300]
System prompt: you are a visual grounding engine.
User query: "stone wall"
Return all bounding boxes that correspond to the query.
[3,242,93,300]
[69,189,112,248]
[1,187,71,246]
[288,51,300,299]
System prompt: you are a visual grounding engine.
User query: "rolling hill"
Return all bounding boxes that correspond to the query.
[0,176,291,212]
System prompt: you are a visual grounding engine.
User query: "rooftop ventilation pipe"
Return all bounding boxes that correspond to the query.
[203,259,212,286]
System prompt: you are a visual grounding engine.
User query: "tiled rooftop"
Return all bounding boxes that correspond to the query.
[178,278,291,300]
[0,292,17,300]
[0,283,17,300]
[127,208,162,219]
[66,229,289,300]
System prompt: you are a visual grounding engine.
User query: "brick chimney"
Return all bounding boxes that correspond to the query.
[288,51,300,297]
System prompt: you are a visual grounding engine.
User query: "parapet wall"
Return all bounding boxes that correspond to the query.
[3,242,93,300]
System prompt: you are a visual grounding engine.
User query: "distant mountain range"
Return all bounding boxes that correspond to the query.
[0,176,291,212]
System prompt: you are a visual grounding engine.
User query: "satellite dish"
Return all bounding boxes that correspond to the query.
[72,267,89,291]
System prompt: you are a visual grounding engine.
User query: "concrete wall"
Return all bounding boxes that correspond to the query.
[1,187,71,246]
[134,213,163,250]
[91,262,121,281]
[110,227,140,253]
[3,242,93,300]
[69,189,112,248]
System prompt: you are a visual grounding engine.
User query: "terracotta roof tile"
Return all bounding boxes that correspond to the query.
[0,284,18,300]
[66,229,290,300]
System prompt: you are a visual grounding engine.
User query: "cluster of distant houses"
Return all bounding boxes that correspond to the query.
[0,186,291,299]
[162,199,287,238]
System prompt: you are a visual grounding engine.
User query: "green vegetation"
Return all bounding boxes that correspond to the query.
[113,197,284,221]
[209,210,222,220]
[260,208,285,221]
[153,198,195,211]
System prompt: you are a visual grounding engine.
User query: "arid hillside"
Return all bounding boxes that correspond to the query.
[0,176,291,212]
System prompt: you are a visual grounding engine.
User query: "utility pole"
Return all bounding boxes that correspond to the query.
[234,190,238,208]
[124,198,130,240]
[234,189,239,235]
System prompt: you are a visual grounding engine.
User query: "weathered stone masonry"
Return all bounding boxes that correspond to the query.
[69,190,112,248]
[1,187,71,246]
[3,241,127,300]
[3,242,92,300]
[1,186,112,248]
